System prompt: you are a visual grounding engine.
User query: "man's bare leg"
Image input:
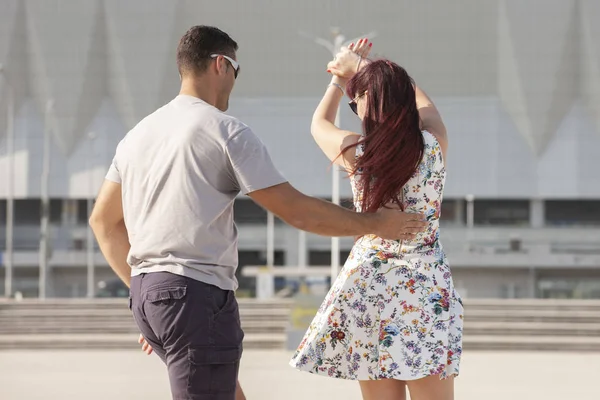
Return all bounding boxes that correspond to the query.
[236,380,246,400]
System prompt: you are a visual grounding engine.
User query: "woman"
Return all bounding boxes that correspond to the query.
[290,39,463,400]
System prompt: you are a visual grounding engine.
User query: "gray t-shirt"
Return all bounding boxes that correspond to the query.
[105,95,287,290]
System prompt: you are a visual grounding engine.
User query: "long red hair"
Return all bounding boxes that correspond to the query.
[344,60,424,213]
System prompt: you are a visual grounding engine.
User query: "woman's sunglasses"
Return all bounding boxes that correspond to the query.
[348,92,367,115]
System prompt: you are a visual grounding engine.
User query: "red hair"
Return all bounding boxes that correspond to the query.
[344,60,424,213]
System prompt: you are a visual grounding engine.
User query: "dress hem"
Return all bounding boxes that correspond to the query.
[289,360,459,382]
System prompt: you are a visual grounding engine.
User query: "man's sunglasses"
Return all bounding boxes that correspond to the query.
[210,54,240,79]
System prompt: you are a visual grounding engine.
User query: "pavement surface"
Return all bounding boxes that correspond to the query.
[0,349,598,399]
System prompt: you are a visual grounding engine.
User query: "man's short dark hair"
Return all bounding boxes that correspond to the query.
[176,25,238,76]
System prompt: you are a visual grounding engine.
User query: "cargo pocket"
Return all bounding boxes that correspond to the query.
[143,285,188,324]
[145,285,187,304]
[187,345,242,395]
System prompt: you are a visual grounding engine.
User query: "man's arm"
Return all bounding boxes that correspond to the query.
[249,182,427,240]
[89,179,132,287]
[226,127,427,240]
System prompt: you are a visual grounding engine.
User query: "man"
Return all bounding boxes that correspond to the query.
[90,25,427,400]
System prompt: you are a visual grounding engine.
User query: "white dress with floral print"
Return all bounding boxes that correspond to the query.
[290,131,463,381]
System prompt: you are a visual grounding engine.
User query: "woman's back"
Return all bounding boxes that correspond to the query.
[351,130,445,256]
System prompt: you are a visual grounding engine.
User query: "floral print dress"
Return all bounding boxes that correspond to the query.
[290,131,463,381]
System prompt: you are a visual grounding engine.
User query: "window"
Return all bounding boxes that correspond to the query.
[0,199,6,225]
[440,199,460,224]
[238,250,285,267]
[15,200,40,224]
[545,200,600,226]
[13,199,63,225]
[470,200,530,226]
[77,199,91,224]
[440,199,456,221]
[50,199,62,223]
[233,198,286,225]
[233,198,267,224]
[308,250,352,266]
[237,250,286,293]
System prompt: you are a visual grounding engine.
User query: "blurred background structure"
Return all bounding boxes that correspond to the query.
[1,2,600,399]
[0,0,600,301]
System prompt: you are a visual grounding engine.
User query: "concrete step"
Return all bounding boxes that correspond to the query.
[464,322,600,337]
[0,308,292,318]
[1,298,597,310]
[0,312,290,321]
[0,299,293,310]
[2,305,598,319]
[1,299,600,352]
[0,317,290,325]
[0,321,289,335]
[1,334,598,352]
[464,309,600,323]
[5,320,599,337]
[0,326,288,335]
[463,299,600,312]
[0,333,286,351]
[0,318,289,329]
[463,335,600,352]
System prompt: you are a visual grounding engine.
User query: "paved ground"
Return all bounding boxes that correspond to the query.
[0,349,598,399]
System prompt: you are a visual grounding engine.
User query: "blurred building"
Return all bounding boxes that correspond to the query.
[0,0,599,298]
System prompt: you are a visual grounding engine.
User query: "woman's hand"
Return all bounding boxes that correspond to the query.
[327,38,373,79]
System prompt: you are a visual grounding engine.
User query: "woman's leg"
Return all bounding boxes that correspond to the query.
[359,379,407,400]
[406,375,454,400]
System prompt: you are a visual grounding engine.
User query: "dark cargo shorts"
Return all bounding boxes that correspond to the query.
[129,272,244,400]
